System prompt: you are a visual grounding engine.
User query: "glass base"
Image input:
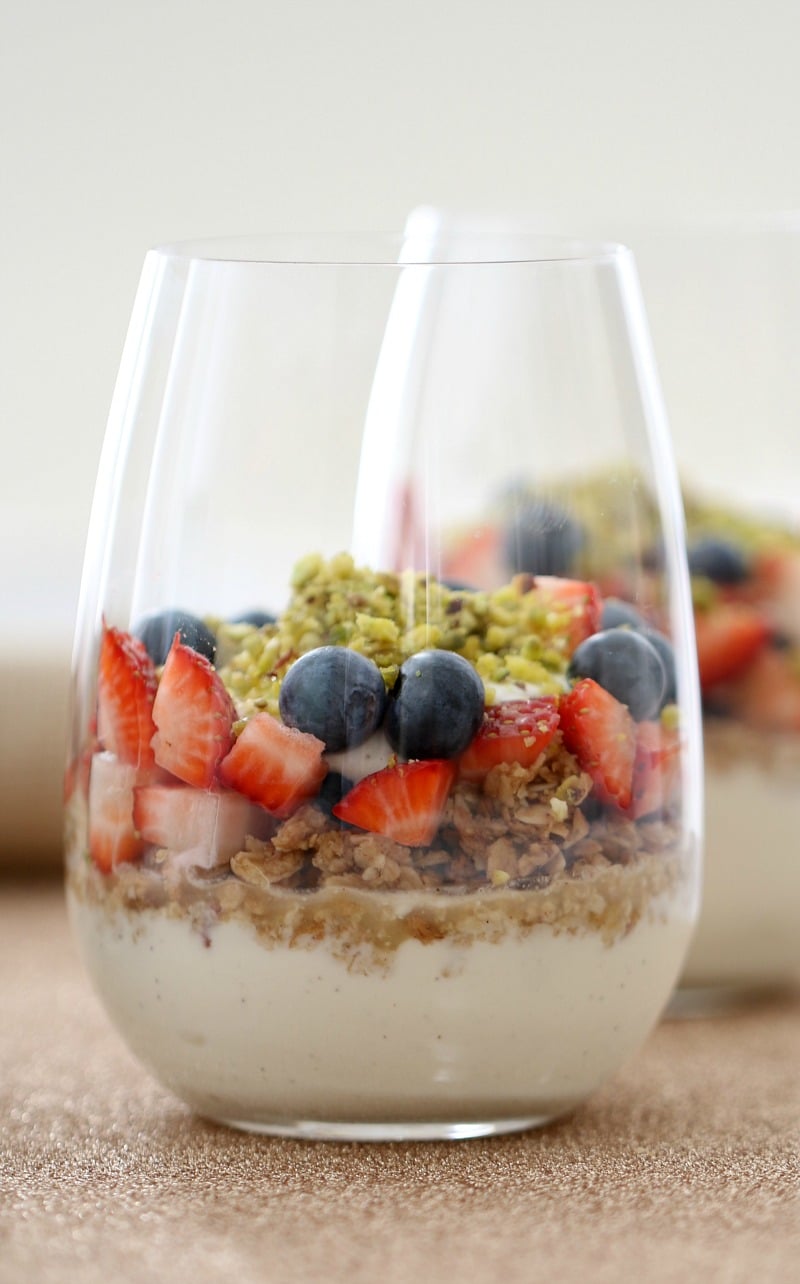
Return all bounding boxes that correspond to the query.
[209,1113,558,1142]
[667,982,793,1020]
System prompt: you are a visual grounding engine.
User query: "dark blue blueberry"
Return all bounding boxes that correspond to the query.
[568,629,666,721]
[278,646,387,752]
[441,578,477,593]
[229,609,277,628]
[687,537,749,585]
[315,771,358,827]
[503,499,585,577]
[134,609,217,667]
[385,650,485,760]
[600,598,647,631]
[641,628,677,706]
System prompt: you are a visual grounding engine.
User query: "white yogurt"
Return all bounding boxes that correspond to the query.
[69,892,692,1134]
[682,756,800,988]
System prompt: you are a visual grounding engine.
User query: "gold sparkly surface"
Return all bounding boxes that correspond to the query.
[1,882,799,1284]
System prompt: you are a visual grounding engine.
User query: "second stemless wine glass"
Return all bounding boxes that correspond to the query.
[627,215,800,1001]
[65,226,701,1139]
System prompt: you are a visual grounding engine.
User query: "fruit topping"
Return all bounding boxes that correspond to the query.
[568,628,666,721]
[503,498,585,577]
[315,770,358,824]
[459,697,560,780]
[694,603,770,690]
[441,524,504,588]
[218,712,327,817]
[229,609,277,628]
[133,784,271,867]
[559,678,637,810]
[532,575,602,652]
[97,625,157,769]
[134,609,218,667]
[385,650,485,760]
[600,597,647,631]
[687,537,749,585]
[151,637,236,788]
[714,646,800,732]
[628,720,681,820]
[332,759,457,846]
[279,646,388,751]
[88,752,144,873]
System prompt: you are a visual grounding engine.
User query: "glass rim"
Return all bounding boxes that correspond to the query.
[149,231,630,267]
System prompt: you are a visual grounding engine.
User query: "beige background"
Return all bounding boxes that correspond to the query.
[2,0,800,856]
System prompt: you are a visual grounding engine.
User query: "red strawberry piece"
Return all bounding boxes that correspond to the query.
[152,637,236,788]
[134,784,273,866]
[628,720,681,820]
[722,647,800,732]
[534,576,602,652]
[458,697,560,781]
[333,759,457,847]
[97,625,157,768]
[441,524,505,588]
[694,603,770,690]
[559,678,636,810]
[88,751,145,873]
[218,712,327,818]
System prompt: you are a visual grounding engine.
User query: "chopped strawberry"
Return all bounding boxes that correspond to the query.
[333,760,457,847]
[133,784,272,867]
[152,637,236,788]
[534,576,602,652]
[559,678,636,810]
[459,698,560,781]
[218,712,327,817]
[441,524,505,589]
[758,549,800,638]
[694,603,770,690]
[97,625,157,768]
[722,647,800,733]
[88,752,144,873]
[628,720,681,820]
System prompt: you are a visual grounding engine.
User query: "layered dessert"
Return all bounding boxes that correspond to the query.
[681,498,800,988]
[443,478,800,991]
[65,553,694,1134]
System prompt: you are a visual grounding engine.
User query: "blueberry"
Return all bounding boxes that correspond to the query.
[601,598,647,631]
[687,537,749,585]
[278,646,387,752]
[503,499,585,577]
[315,771,358,826]
[134,609,217,667]
[641,628,677,706]
[229,609,277,628]
[385,650,485,760]
[568,629,666,721]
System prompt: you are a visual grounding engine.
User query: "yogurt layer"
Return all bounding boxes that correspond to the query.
[683,747,800,988]
[70,892,692,1129]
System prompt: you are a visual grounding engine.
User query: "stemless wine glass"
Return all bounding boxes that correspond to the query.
[64,225,702,1140]
[624,215,800,1002]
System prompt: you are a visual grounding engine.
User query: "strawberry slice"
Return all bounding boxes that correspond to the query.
[134,784,272,866]
[534,576,602,652]
[694,603,770,690]
[152,637,236,788]
[218,712,327,817]
[441,524,505,589]
[628,720,681,820]
[88,751,144,873]
[559,678,636,810]
[333,759,457,847]
[97,625,157,768]
[459,697,560,781]
[722,647,800,732]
